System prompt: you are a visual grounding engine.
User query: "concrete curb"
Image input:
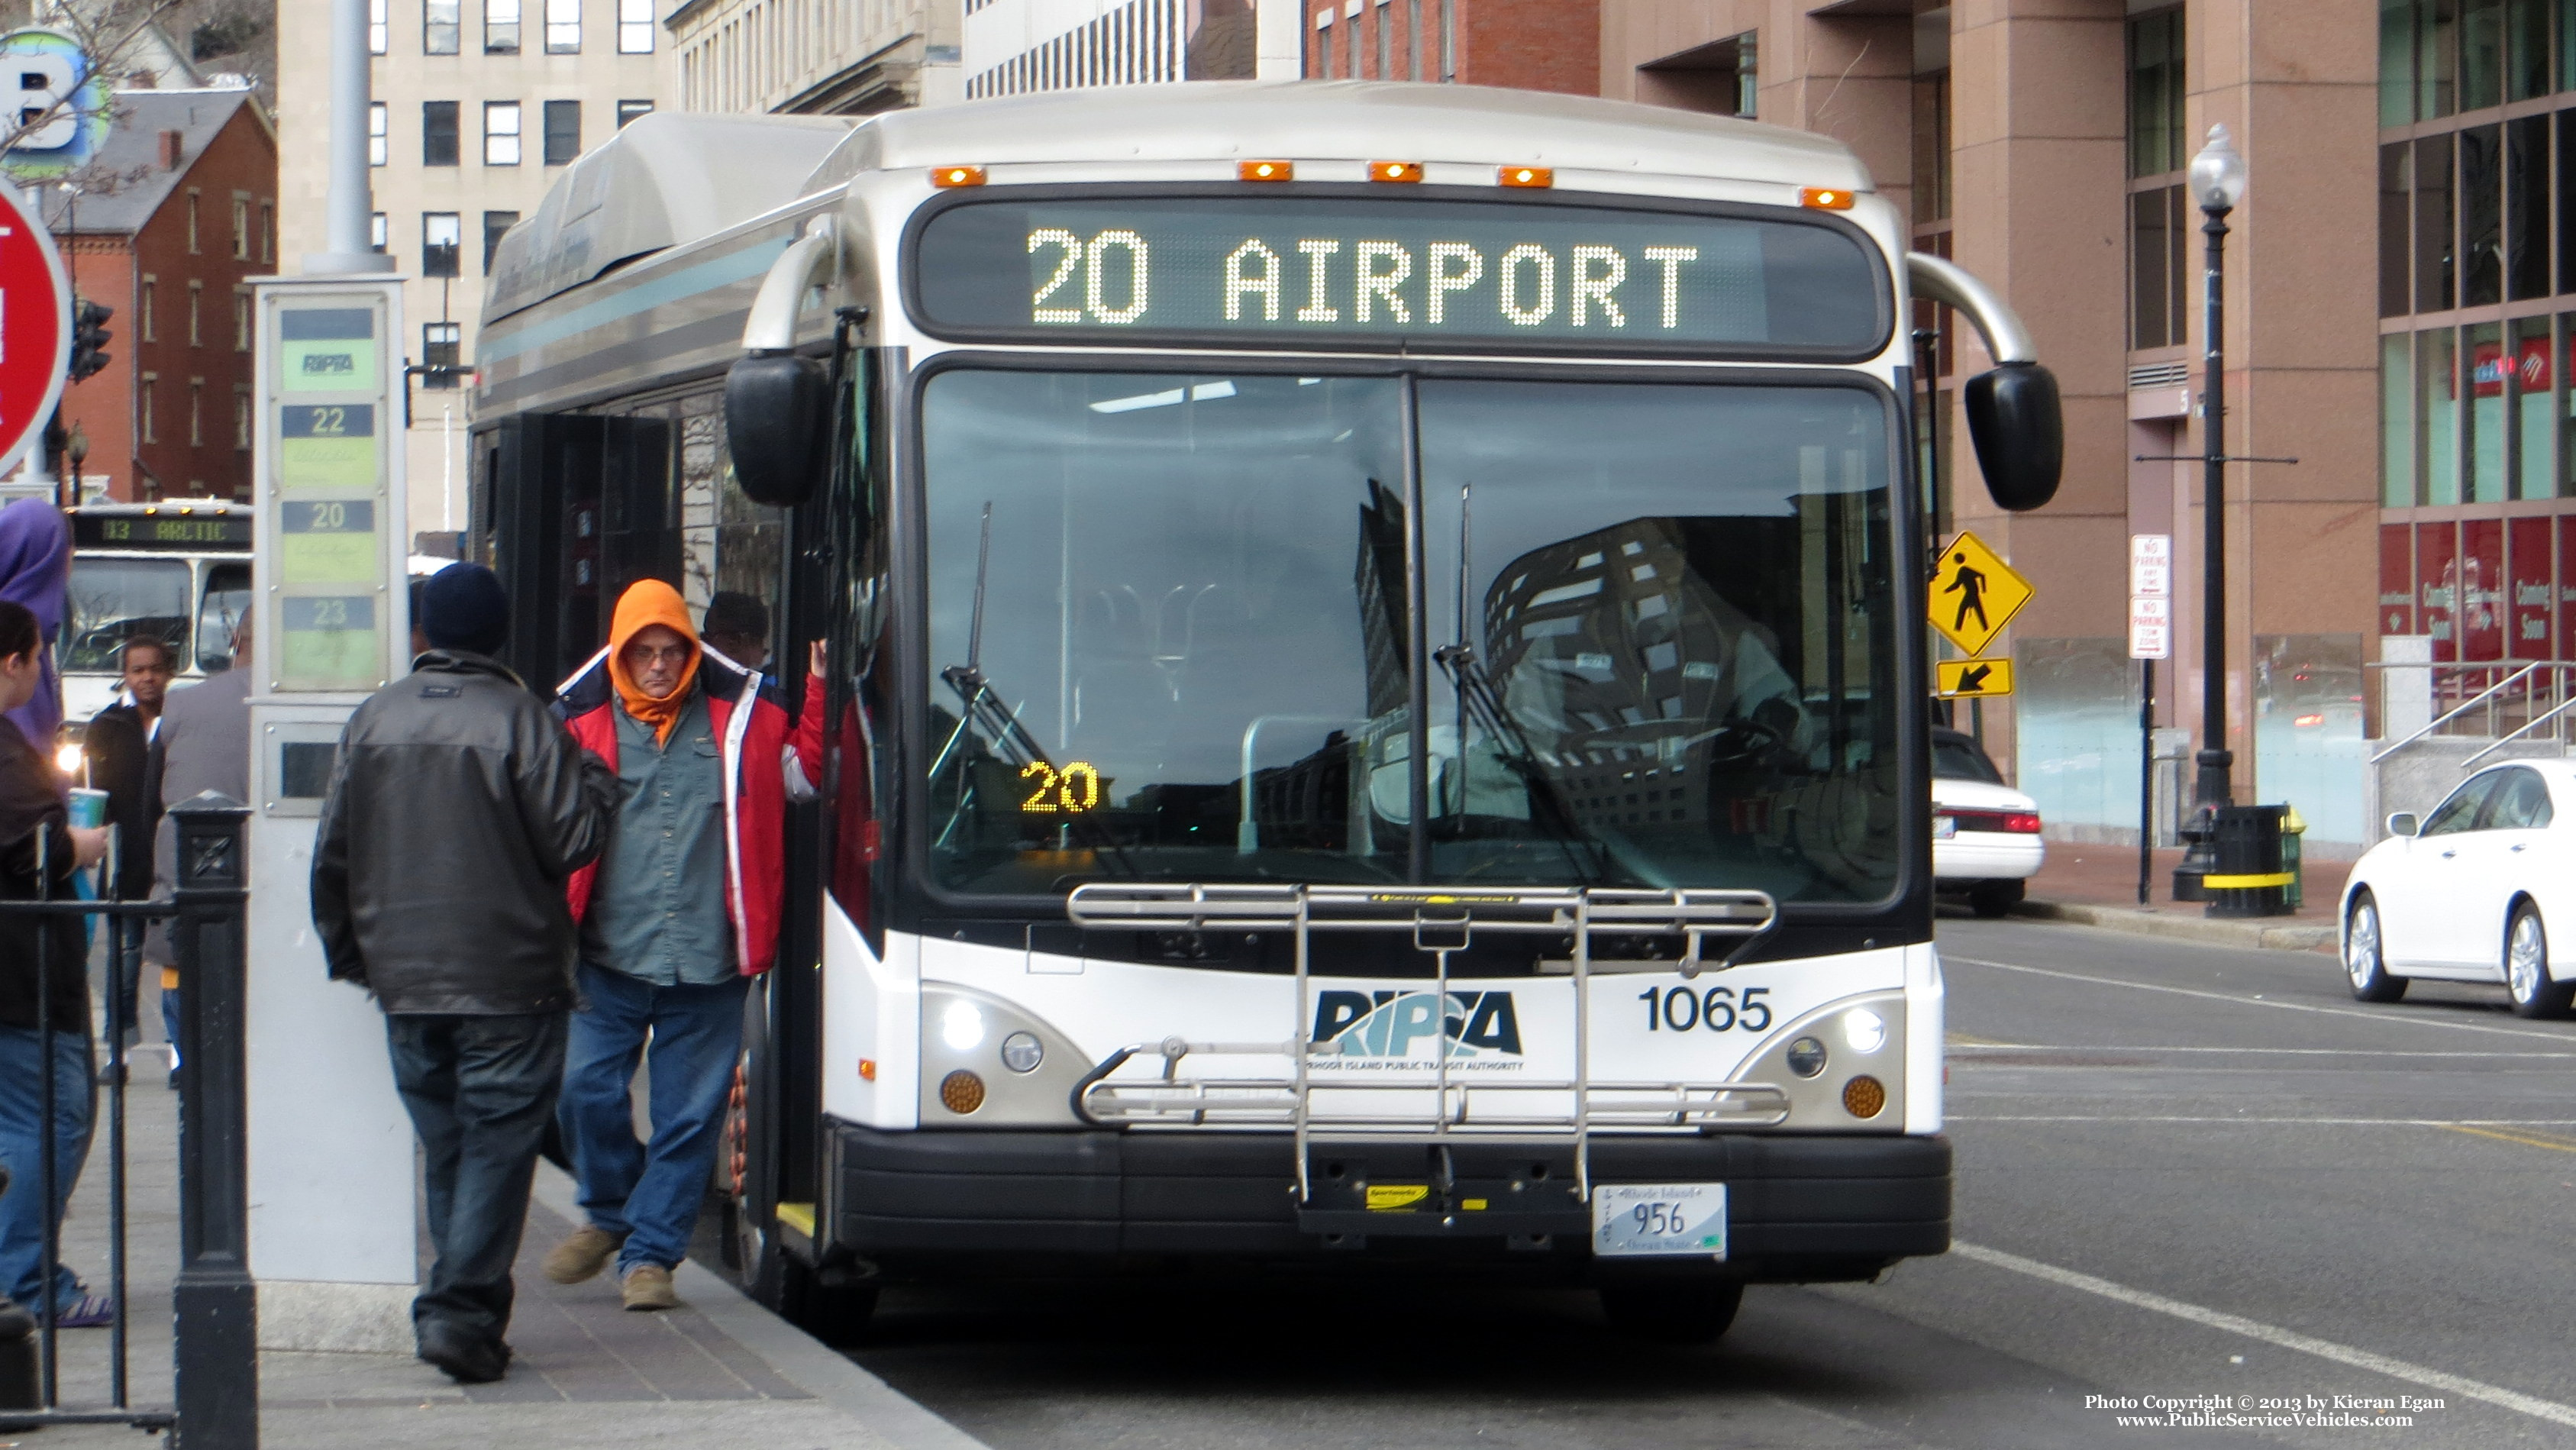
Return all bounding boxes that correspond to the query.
[528,1164,993,1450]
[2008,898,2338,954]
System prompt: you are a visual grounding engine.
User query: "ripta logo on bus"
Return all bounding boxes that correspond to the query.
[1311,990,1525,1070]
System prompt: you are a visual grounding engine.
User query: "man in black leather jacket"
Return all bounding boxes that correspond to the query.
[311,563,615,1385]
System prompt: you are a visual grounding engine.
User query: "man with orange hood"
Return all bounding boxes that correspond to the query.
[543,580,821,1310]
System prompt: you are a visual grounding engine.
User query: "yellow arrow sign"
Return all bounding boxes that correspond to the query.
[1935,657,2015,699]
[1929,530,2034,657]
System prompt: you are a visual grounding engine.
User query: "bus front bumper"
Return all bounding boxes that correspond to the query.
[825,1122,1948,1280]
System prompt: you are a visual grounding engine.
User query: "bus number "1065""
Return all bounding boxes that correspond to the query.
[1638,985,1771,1033]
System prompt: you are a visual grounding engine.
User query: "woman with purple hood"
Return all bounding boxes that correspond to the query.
[0,501,69,749]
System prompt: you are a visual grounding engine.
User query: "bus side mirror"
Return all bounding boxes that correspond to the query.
[1964,363,2062,512]
[724,352,828,508]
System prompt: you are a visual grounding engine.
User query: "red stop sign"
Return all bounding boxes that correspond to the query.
[0,180,68,478]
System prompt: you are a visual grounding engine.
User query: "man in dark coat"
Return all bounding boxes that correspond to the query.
[79,635,173,904]
[311,564,616,1384]
[81,635,173,1064]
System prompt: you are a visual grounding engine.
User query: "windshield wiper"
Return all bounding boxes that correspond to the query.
[928,504,1138,877]
[1433,640,1614,884]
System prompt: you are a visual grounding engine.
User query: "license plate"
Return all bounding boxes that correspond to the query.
[1592,1183,1727,1259]
[1933,815,1958,839]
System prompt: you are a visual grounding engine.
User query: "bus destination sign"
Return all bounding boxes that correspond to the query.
[70,512,253,550]
[912,194,1886,356]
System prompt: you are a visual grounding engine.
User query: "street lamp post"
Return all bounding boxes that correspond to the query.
[2175,124,2248,899]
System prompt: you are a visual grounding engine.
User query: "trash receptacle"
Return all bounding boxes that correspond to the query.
[2207,804,2295,919]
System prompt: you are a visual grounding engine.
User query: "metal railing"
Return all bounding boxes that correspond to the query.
[2369,659,2576,763]
[1062,883,1778,1204]
[0,793,251,1448]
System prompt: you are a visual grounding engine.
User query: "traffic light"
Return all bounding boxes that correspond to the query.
[68,298,111,382]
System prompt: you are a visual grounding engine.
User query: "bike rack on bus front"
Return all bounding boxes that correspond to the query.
[1063,883,1779,1209]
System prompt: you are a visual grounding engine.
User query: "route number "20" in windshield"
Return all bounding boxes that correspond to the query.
[1638,985,1771,1033]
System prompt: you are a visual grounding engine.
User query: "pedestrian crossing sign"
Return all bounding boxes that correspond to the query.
[1929,530,2034,657]
[1935,657,2016,699]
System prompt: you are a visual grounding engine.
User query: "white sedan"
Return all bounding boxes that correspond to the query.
[2342,759,2576,1017]
[1932,727,2045,918]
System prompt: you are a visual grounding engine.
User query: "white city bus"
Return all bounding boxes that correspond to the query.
[61,500,253,728]
[474,84,2059,1341]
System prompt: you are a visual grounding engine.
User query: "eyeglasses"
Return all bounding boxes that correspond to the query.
[625,643,692,666]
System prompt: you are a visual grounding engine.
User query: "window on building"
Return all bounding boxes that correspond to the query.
[423,322,463,388]
[423,212,462,277]
[617,0,651,53]
[188,381,202,447]
[425,0,460,53]
[233,290,250,351]
[231,197,248,260]
[370,0,388,52]
[187,282,202,346]
[1631,31,1756,120]
[370,212,389,253]
[140,376,157,444]
[483,101,521,165]
[2126,10,2188,351]
[186,191,199,254]
[260,201,273,263]
[1911,66,1950,226]
[542,99,579,165]
[486,0,520,52]
[545,0,578,53]
[483,210,519,272]
[615,98,652,128]
[423,101,460,166]
[369,102,387,165]
[140,276,155,341]
[233,389,250,451]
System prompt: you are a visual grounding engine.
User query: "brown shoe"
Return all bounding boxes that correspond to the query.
[621,1264,678,1312]
[543,1226,621,1285]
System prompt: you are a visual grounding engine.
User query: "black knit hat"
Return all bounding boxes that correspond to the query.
[418,562,509,657]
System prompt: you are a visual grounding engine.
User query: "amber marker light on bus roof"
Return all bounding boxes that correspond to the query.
[1239,160,1293,182]
[1370,160,1424,182]
[1498,166,1552,189]
[931,165,987,188]
[1801,186,1857,210]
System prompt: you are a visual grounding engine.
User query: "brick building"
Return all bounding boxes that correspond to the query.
[41,86,279,502]
[1306,0,1596,91]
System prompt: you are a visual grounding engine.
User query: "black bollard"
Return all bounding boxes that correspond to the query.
[169,793,255,1449]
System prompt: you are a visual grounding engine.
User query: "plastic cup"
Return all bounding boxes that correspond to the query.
[66,788,106,829]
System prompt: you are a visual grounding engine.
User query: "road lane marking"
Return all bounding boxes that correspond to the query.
[1955,1116,2576,1125]
[1950,1045,2576,1058]
[2440,1122,2576,1153]
[1942,956,2576,1043]
[1945,1032,2027,1047]
[1951,1242,2576,1429]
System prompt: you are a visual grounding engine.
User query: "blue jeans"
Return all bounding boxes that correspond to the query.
[0,1025,92,1313]
[386,1012,568,1345]
[557,964,749,1274]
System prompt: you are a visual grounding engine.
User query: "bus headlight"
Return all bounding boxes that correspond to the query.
[918,985,1085,1126]
[1000,1032,1044,1074]
[1733,990,1906,1132]
[1842,1008,1886,1054]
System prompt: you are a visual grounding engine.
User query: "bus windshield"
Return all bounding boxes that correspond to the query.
[63,557,192,672]
[920,369,1897,903]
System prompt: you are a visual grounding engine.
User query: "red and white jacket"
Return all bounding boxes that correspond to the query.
[555,648,825,977]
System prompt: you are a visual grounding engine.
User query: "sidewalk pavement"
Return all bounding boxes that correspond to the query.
[18,1063,989,1450]
[2003,842,2353,953]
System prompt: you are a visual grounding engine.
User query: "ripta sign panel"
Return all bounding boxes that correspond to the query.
[1311,990,1526,1072]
